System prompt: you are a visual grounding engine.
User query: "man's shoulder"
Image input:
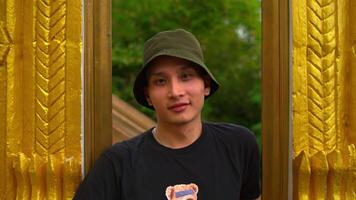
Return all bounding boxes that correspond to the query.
[204,122,254,137]
[105,128,153,158]
[204,122,257,145]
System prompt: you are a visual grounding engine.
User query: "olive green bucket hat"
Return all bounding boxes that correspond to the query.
[133,29,220,109]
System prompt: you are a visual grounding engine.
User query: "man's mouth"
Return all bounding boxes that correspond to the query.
[168,102,190,112]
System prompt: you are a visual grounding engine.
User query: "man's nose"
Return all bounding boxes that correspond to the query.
[168,79,184,98]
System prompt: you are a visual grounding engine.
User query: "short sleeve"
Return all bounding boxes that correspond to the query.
[240,134,261,199]
[73,150,121,200]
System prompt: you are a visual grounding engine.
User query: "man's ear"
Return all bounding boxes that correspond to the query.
[204,76,211,96]
[204,86,211,96]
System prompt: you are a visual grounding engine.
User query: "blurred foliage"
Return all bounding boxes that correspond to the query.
[112,0,261,148]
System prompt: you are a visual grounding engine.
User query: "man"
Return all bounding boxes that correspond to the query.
[74,29,260,200]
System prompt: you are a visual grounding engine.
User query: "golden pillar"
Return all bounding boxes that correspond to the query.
[0,0,82,199]
[293,0,356,199]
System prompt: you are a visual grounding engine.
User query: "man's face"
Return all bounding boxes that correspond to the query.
[145,56,210,126]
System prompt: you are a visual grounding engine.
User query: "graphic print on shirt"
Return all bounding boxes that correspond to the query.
[165,183,199,200]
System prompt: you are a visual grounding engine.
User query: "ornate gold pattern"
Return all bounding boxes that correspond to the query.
[349,0,356,149]
[0,22,11,65]
[0,16,13,200]
[293,0,356,199]
[35,0,66,156]
[293,151,311,200]
[0,0,82,199]
[307,0,337,156]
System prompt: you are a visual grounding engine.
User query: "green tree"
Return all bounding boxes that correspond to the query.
[112,0,261,147]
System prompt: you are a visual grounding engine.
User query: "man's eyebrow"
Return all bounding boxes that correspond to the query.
[147,72,166,79]
[147,64,197,77]
[149,72,165,76]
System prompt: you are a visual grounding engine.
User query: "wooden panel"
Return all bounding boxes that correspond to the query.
[262,0,290,199]
[112,95,155,143]
[84,0,112,174]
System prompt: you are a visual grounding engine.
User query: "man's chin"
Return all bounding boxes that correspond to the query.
[166,116,200,126]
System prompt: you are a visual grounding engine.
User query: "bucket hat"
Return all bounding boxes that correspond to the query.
[133,29,219,109]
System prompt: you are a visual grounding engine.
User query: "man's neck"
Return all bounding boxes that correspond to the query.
[154,120,203,149]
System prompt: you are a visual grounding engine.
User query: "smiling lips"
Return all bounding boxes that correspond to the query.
[168,102,190,112]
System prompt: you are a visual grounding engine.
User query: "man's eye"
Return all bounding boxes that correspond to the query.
[181,73,193,80]
[154,78,166,85]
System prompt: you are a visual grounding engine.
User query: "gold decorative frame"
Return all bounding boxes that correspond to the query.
[262,0,291,199]
[0,0,83,198]
[291,0,356,199]
[84,0,112,174]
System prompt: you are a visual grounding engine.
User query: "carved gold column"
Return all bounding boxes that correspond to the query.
[349,0,356,146]
[0,0,82,199]
[293,0,356,199]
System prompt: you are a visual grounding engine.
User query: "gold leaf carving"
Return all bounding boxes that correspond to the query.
[326,150,345,199]
[13,153,31,199]
[29,154,46,200]
[293,0,356,198]
[1,0,82,198]
[346,144,356,199]
[6,153,80,200]
[35,0,66,156]
[307,0,337,155]
[63,157,81,199]
[310,151,328,199]
[0,22,12,65]
[293,151,311,200]
[47,154,63,199]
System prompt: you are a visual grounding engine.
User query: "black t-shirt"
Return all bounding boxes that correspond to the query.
[74,122,260,200]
